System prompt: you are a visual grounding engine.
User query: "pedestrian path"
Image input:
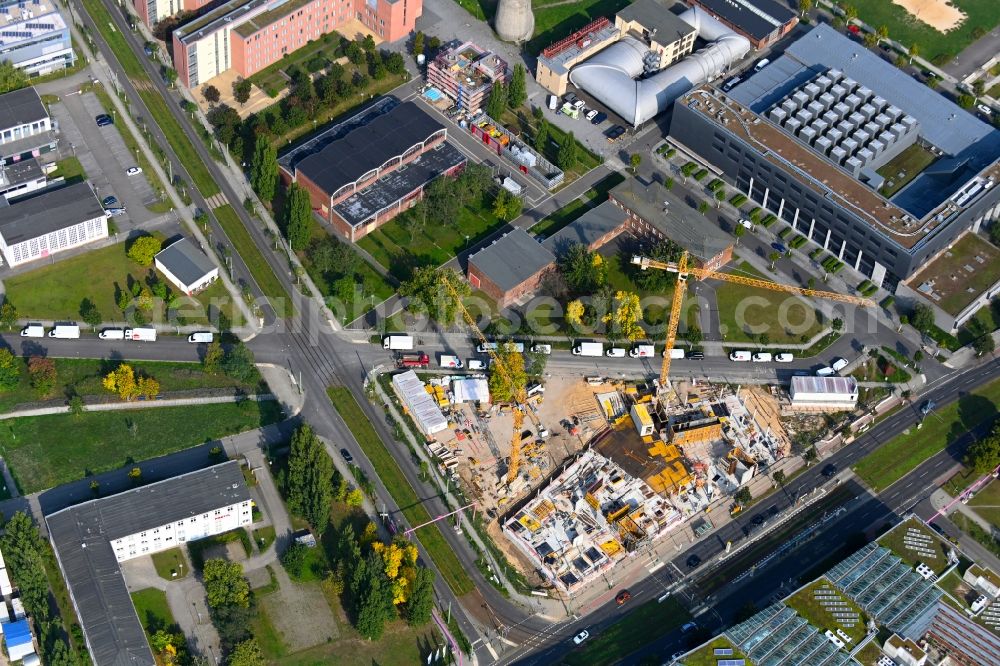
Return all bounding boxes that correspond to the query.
[0,393,275,421]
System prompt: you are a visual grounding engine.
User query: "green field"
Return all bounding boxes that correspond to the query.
[0,401,282,493]
[528,0,632,54]
[563,597,691,666]
[80,0,220,198]
[327,387,475,596]
[0,357,262,415]
[714,261,824,344]
[967,479,1000,529]
[151,547,189,580]
[357,194,505,281]
[131,588,179,635]
[785,578,868,643]
[262,617,443,666]
[213,204,294,318]
[50,156,86,184]
[854,376,1000,491]
[845,0,1000,64]
[3,235,243,326]
[529,172,625,239]
[877,143,937,197]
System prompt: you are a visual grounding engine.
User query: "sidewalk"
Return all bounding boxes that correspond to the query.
[0,393,275,421]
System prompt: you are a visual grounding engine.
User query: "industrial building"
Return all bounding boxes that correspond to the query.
[467,227,555,307]
[171,0,421,88]
[0,182,108,267]
[788,376,859,412]
[0,87,57,166]
[687,0,797,49]
[47,462,252,666]
[0,158,47,201]
[670,24,1000,288]
[284,101,466,242]
[426,42,509,113]
[154,237,219,295]
[535,0,751,125]
[0,0,75,76]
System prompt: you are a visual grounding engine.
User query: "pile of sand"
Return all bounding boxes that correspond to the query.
[890,0,967,33]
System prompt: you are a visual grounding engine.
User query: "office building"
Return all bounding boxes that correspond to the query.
[154,237,219,294]
[670,24,1000,289]
[0,0,75,76]
[47,462,252,666]
[0,182,108,267]
[0,87,56,166]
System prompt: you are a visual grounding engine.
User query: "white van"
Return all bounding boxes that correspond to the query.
[188,331,214,343]
[831,357,849,372]
[20,324,44,338]
[730,350,752,362]
[663,348,686,359]
[49,324,80,339]
[547,94,559,110]
[467,359,487,371]
[124,327,157,342]
[775,353,794,363]
[532,344,552,355]
[816,367,836,376]
[99,328,126,340]
[752,352,772,362]
[606,347,626,358]
[754,58,770,72]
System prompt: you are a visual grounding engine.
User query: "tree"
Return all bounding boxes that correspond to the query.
[162,66,178,88]
[362,35,376,52]
[222,341,258,383]
[80,297,102,327]
[508,64,527,108]
[457,163,493,205]
[488,344,528,403]
[203,85,221,104]
[966,421,1000,474]
[103,364,140,401]
[492,188,523,221]
[233,78,252,106]
[630,153,642,172]
[875,25,889,44]
[203,558,250,608]
[283,183,312,251]
[990,221,1000,247]
[0,513,49,622]
[910,303,935,332]
[908,43,919,63]
[973,331,996,356]
[603,291,644,341]
[412,31,425,56]
[228,639,264,666]
[768,250,781,269]
[424,176,460,226]
[898,314,909,332]
[698,200,710,214]
[203,341,225,373]
[733,487,752,505]
[798,0,812,15]
[664,177,674,190]
[558,243,606,294]
[566,300,585,329]
[733,223,746,245]
[0,60,27,94]
[681,324,703,346]
[27,356,56,397]
[127,235,163,266]
[69,394,86,417]
[714,189,726,208]
[772,469,786,486]
[287,424,334,532]
[404,567,435,626]
[250,135,279,203]
[398,267,470,325]
[534,118,549,152]
[428,36,441,51]
[486,82,507,119]
[557,133,578,170]
[0,298,16,330]
[973,80,986,99]
[956,93,976,110]
[138,377,160,400]
[843,4,858,21]
[0,348,20,392]
[208,104,241,145]
[832,317,844,332]
[353,552,395,640]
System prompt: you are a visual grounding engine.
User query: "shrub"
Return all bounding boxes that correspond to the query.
[810,247,824,260]
[760,213,777,227]
[666,148,676,158]
[778,227,793,240]
[693,168,709,181]
[749,207,762,223]
[880,295,895,309]
[729,193,748,207]
[708,178,725,191]
[681,162,698,176]
[789,235,807,249]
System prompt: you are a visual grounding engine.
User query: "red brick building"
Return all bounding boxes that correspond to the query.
[133,0,215,29]
[283,101,467,242]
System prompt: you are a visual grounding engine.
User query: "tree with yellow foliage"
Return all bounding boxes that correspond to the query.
[137,376,160,400]
[603,291,644,341]
[487,343,527,403]
[103,364,140,401]
[565,299,585,329]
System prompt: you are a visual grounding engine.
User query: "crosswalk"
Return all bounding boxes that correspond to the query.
[204,193,228,209]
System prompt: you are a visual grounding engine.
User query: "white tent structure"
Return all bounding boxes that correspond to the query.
[451,377,490,404]
[392,371,449,436]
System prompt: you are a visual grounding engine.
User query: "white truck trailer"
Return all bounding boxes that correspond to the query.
[125,327,157,342]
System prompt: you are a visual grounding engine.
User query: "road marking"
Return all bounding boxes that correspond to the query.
[648,561,666,573]
[484,641,499,660]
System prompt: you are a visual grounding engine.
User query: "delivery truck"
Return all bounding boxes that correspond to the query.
[99,328,125,340]
[439,355,464,369]
[662,348,686,359]
[629,344,655,358]
[383,335,414,350]
[397,352,430,369]
[20,324,44,338]
[572,342,604,357]
[49,324,80,339]
[124,327,157,342]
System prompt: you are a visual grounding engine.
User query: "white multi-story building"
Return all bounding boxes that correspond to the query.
[48,462,253,666]
[0,182,108,267]
[0,0,75,76]
[0,87,56,166]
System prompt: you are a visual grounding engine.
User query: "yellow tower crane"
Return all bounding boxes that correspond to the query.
[439,276,529,485]
[630,254,876,389]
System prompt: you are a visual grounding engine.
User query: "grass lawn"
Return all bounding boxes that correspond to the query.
[854,376,1000,491]
[0,401,282,494]
[877,143,937,198]
[262,617,444,666]
[529,172,626,239]
[958,303,1000,346]
[967,479,1000,529]
[563,597,690,666]
[876,517,952,574]
[286,544,329,583]
[249,34,341,95]
[910,233,1000,316]
[714,260,824,344]
[785,578,868,643]
[3,237,244,326]
[253,525,277,552]
[252,600,288,659]
[326,387,475,596]
[151,547,189,580]
[187,528,252,570]
[357,193,505,281]
[527,0,632,54]
[80,0,220,198]
[213,204,294,318]
[50,156,87,184]
[854,640,887,666]
[679,637,750,666]
[131,588,179,635]
[0,357,263,415]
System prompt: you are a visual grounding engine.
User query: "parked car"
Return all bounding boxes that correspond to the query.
[585,109,598,121]
[606,347,626,358]
[532,344,552,355]
[752,352,772,362]
[467,359,487,370]
[831,357,849,372]
[563,92,578,104]
[686,554,701,568]
[615,590,631,605]
[681,622,699,633]
[751,515,767,527]
[187,331,214,343]
[730,350,752,362]
[591,111,607,125]
[738,218,754,230]
[688,351,705,360]
[572,99,586,110]
[977,103,992,117]
[95,114,113,126]
[126,166,142,176]
[105,207,128,217]
[572,630,589,645]
[771,242,787,253]
[775,353,794,362]
[606,125,626,142]
[754,58,770,71]
[340,448,354,463]
[822,463,838,478]
[102,196,118,207]
[816,366,836,376]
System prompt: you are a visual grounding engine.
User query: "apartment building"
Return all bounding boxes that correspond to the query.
[131,0,214,28]
[426,42,509,112]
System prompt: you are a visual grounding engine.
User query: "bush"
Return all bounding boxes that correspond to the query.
[880,295,895,310]
[778,227,793,240]
[666,148,676,158]
[693,168,709,181]
[857,280,877,297]
[789,235,807,249]
[749,207,762,223]
[810,247,824,260]
[760,213,777,227]
[729,193,748,207]
[708,178,725,191]
[681,162,698,176]
[126,235,162,266]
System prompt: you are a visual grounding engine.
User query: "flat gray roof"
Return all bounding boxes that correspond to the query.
[0,87,47,130]
[154,237,217,287]
[693,0,795,40]
[468,227,555,293]
[610,179,733,262]
[617,0,695,44]
[0,182,104,245]
[543,200,627,257]
[47,462,251,666]
[0,157,43,190]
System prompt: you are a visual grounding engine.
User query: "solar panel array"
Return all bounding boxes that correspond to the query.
[726,603,857,666]
[814,584,861,629]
